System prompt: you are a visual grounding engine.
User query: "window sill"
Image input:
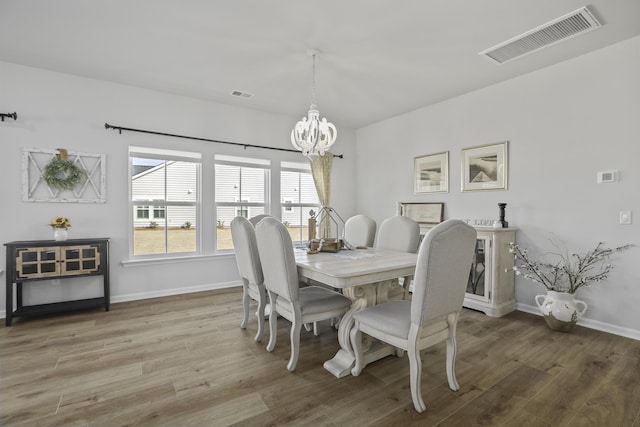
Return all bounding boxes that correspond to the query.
[121,253,235,268]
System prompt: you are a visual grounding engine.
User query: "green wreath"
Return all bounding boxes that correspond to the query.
[43,157,84,190]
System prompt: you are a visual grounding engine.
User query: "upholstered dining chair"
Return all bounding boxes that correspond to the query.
[375,215,421,298]
[350,219,477,413]
[255,216,352,372]
[375,215,420,253]
[343,214,376,248]
[248,214,272,226]
[230,216,267,342]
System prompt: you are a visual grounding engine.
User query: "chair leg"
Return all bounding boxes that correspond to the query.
[266,292,278,352]
[350,325,364,376]
[254,286,267,342]
[408,341,427,413]
[446,314,460,391]
[240,283,250,329]
[313,321,319,336]
[287,319,302,372]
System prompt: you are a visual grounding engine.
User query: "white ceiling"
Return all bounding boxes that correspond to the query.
[1,0,639,129]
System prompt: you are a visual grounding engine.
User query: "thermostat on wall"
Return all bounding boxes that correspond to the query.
[597,170,617,183]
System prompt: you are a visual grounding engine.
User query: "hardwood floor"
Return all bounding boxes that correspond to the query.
[1,287,639,426]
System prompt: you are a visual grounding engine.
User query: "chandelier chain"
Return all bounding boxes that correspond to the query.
[311,53,317,107]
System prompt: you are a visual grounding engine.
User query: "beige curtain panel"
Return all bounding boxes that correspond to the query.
[310,153,333,238]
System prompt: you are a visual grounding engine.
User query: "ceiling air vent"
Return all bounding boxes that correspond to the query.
[479,6,601,64]
[231,89,254,98]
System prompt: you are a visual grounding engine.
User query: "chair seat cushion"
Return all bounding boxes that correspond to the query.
[276,286,351,316]
[354,300,412,339]
[353,300,448,340]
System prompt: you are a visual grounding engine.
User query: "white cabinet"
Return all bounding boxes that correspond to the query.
[396,201,517,317]
[463,228,517,317]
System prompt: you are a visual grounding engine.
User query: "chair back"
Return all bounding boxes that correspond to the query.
[344,214,376,247]
[255,217,300,303]
[230,216,263,286]
[411,219,477,326]
[375,215,420,253]
[248,214,272,226]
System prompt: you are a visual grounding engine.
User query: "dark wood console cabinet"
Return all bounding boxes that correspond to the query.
[4,238,110,326]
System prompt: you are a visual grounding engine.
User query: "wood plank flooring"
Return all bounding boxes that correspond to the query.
[1,287,639,426]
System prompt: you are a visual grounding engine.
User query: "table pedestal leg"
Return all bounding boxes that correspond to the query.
[323,280,397,378]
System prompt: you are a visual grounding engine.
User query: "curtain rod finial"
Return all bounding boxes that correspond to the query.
[1,112,17,121]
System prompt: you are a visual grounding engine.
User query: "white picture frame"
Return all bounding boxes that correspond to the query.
[22,147,106,203]
[400,202,444,224]
[461,141,508,191]
[414,151,449,194]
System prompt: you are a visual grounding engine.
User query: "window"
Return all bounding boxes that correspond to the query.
[136,205,150,219]
[280,161,320,243]
[153,206,166,219]
[215,155,270,250]
[130,146,201,257]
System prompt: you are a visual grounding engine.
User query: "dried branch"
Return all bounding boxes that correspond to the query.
[507,241,630,293]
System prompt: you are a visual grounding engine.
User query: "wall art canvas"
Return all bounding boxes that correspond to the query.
[400,202,444,224]
[461,141,508,191]
[414,151,448,193]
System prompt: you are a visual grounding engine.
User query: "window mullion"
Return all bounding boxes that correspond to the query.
[163,161,168,252]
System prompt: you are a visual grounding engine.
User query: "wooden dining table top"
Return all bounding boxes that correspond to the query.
[295,247,417,289]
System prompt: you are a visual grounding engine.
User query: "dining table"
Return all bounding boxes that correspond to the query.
[295,247,418,378]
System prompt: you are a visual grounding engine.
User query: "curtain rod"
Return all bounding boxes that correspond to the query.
[104,123,343,159]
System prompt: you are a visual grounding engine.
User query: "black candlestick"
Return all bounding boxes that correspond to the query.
[498,203,508,228]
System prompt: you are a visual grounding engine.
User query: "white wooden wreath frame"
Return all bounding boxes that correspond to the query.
[22,147,106,203]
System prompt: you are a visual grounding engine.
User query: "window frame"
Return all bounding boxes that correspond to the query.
[214,154,271,252]
[129,146,202,259]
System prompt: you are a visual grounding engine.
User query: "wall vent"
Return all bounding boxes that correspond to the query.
[479,6,601,64]
[231,89,254,98]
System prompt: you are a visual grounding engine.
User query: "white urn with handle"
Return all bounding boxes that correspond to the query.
[535,290,588,332]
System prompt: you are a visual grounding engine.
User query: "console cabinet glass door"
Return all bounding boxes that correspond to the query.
[15,245,100,279]
[465,236,491,303]
[62,245,100,275]
[16,247,60,279]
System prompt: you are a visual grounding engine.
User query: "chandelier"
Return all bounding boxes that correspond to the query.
[291,49,337,157]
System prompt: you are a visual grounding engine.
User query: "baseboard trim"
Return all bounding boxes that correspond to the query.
[110,281,241,304]
[517,303,640,341]
[0,281,242,320]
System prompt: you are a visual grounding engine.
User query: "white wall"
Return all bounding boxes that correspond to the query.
[0,62,357,312]
[356,36,640,338]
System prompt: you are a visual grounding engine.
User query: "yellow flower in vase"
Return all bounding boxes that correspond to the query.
[49,216,71,241]
[50,216,71,229]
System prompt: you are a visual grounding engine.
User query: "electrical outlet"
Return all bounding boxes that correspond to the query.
[620,211,632,225]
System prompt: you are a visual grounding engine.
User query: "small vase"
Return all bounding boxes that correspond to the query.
[535,290,588,332]
[54,228,68,241]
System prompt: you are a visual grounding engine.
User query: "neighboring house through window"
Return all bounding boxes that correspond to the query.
[280,161,320,243]
[130,146,201,257]
[215,154,270,250]
[128,148,320,258]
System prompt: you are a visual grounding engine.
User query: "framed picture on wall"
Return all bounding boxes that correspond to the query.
[401,202,445,224]
[414,151,449,194]
[461,141,508,191]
